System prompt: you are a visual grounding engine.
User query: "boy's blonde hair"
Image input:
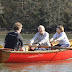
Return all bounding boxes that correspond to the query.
[13,22,22,30]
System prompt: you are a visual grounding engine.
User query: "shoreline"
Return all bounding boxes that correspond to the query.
[0,31,72,34]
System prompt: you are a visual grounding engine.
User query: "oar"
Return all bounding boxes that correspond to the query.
[30,45,72,50]
[39,46,72,50]
[23,44,29,45]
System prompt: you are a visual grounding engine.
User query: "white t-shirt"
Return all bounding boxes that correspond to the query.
[53,32,70,45]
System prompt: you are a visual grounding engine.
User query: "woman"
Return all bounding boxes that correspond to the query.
[50,25,70,47]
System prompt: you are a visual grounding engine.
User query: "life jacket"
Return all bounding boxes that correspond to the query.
[4,32,18,49]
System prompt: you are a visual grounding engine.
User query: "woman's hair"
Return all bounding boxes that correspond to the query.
[13,22,22,31]
[57,25,64,32]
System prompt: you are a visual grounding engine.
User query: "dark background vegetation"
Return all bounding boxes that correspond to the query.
[0,0,72,33]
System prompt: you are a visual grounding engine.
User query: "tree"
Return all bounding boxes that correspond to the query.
[0,0,72,33]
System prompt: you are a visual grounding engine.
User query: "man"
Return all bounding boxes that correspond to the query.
[29,25,51,50]
[4,22,25,51]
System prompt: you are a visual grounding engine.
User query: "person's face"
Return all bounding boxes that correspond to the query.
[19,27,22,33]
[56,28,61,34]
[38,27,44,34]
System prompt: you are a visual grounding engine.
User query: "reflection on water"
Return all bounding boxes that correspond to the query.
[0,59,72,72]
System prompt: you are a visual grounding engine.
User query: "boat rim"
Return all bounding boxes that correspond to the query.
[4,49,69,53]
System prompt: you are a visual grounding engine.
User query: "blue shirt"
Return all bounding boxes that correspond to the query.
[30,31,51,46]
[53,32,70,45]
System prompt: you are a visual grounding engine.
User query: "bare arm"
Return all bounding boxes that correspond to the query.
[50,38,54,42]
[29,33,38,46]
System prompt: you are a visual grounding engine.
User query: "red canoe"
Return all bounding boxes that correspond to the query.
[0,49,72,63]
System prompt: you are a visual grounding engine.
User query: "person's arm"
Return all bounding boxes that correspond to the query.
[50,33,57,42]
[55,32,65,42]
[18,34,25,51]
[29,33,38,46]
[50,38,54,42]
[4,35,6,48]
[4,43,5,48]
[4,40,5,47]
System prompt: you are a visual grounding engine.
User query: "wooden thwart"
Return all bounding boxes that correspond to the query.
[0,48,13,50]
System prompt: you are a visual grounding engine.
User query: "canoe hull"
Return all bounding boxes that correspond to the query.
[4,50,72,63]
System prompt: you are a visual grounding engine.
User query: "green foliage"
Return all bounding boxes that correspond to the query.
[0,0,72,32]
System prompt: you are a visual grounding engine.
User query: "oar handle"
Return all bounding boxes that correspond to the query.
[23,44,29,45]
[30,45,72,50]
[40,46,72,50]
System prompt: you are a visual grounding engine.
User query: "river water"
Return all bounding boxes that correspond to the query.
[0,34,72,72]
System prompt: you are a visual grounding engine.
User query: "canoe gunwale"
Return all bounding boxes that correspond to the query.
[5,49,69,53]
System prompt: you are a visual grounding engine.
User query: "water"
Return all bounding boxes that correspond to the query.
[0,59,72,72]
[0,34,72,72]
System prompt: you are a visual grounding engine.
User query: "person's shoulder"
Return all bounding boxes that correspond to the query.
[44,31,49,34]
[36,32,39,35]
[7,32,12,34]
[55,32,58,34]
[7,32,13,35]
[44,31,49,35]
[61,32,65,35]
[8,31,18,34]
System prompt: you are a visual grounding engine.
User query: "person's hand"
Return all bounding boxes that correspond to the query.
[22,47,25,51]
[20,47,25,51]
[29,43,32,47]
[53,40,57,43]
[34,44,39,47]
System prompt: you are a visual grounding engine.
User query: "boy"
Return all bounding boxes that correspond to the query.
[4,22,25,51]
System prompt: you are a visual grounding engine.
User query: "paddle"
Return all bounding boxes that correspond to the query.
[24,45,72,50]
[23,44,29,45]
[37,46,72,50]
